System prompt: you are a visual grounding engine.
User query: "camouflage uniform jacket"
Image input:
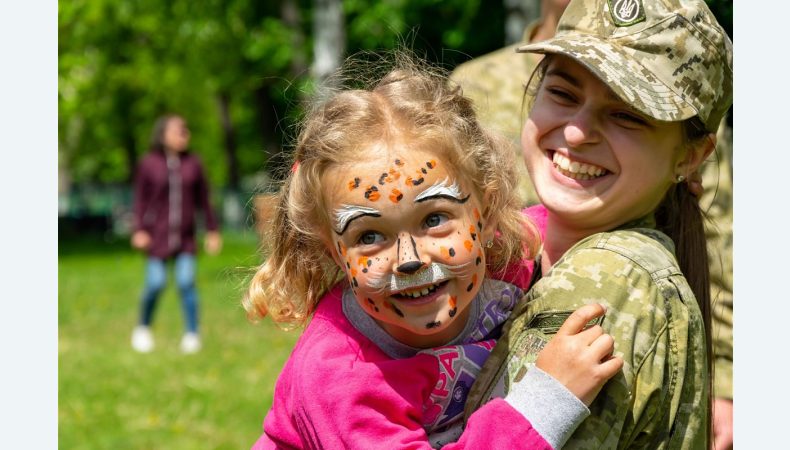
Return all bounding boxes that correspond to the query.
[450,27,732,401]
[465,221,709,449]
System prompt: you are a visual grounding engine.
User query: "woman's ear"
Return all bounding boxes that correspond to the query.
[676,132,716,177]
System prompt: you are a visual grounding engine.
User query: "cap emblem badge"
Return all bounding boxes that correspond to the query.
[609,0,646,26]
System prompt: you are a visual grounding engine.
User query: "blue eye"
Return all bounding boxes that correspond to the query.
[358,231,383,246]
[425,213,449,228]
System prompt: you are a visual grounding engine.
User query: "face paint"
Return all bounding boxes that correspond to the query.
[348,177,361,190]
[324,149,488,348]
[406,176,425,186]
[389,188,403,203]
[414,178,470,204]
[334,205,381,235]
[364,185,380,201]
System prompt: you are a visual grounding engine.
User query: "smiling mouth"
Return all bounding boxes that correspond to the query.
[391,280,449,300]
[552,152,609,180]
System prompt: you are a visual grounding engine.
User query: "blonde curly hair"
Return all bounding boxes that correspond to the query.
[243,51,539,327]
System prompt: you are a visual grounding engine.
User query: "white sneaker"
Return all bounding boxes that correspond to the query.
[180,333,202,354]
[131,326,154,353]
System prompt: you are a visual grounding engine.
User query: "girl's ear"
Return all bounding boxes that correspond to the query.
[322,235,345,269]
[676,132,716,178]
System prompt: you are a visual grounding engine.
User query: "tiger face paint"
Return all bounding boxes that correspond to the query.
[324,147,490,348]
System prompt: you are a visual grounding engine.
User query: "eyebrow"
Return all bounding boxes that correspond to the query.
[333,205,381,235]
[414,178,470,204]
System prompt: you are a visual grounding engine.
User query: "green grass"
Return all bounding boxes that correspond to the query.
[58,231,299,449]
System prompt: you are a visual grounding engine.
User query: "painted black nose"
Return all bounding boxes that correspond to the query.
[396,261,424,274]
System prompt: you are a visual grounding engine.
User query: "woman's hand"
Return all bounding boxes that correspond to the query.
[204,231,223,255]
[535,304,623,406]
[131,230,151,251]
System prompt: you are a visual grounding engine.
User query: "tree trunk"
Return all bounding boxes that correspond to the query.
[282,0,308,76]
[218,92,240,191]
[312,0,345,82]
[254,85,287,181]
[114,87,138,183]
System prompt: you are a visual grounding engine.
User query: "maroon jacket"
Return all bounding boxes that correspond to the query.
[132,148,219,259]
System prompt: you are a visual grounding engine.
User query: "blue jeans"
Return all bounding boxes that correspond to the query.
[138,253,199,333]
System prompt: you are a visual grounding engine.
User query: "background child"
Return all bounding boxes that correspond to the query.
[244,53,622,449]
[465,0,733,448]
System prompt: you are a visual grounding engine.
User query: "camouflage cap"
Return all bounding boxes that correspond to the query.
[517,0,732,132]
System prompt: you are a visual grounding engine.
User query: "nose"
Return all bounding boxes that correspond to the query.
[395,233,425,275]
[564,107,600,148]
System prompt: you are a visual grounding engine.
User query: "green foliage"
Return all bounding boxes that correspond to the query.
[59,0,509,187]
[59,232,299,449]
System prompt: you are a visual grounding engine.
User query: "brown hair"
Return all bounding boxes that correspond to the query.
[149,114,184,152]
[243,51,539,327]
[654,117,714,441]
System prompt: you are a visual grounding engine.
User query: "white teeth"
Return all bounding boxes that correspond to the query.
[398,283,440,298]
[552,152,607,180]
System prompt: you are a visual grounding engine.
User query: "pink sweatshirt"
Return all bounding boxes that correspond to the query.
[254,206,558,450]
[254,283,553,450]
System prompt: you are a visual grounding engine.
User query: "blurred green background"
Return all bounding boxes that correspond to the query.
[58,1,732,448]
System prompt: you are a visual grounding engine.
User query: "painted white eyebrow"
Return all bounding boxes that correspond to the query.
[333,205,381,234]
[414,178,469,203]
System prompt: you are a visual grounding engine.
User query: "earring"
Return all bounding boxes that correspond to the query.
[676,174,686,183]
[485,239,494,248]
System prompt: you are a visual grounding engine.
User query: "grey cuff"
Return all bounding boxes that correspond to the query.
[504,366,590,449]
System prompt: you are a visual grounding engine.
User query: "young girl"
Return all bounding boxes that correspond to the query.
[244,54,622,449]
[465,0,733,448]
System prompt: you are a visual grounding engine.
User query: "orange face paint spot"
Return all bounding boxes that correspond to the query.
[428,160,437,169]
[350,268,358,277]
[469,224,476,234]
[473,208,481,221]
[389,188,403,203]
[440,246,450,258]
[464,240,473,252]
[449,296,457,308]
[339,244,347,257]
[357,256,369,267]
[406,176,414,186]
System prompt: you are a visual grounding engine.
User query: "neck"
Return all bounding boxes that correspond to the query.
[540,213,596,273]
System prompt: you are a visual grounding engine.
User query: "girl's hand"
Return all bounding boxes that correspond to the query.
[535,304,623,406]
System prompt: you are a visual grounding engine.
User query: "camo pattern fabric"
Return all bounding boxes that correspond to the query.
[517,0,733,132]
[465,225,709,449]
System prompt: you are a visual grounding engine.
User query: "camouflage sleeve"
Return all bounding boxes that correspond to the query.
[700,120,733,400]
[466,232,708,449]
